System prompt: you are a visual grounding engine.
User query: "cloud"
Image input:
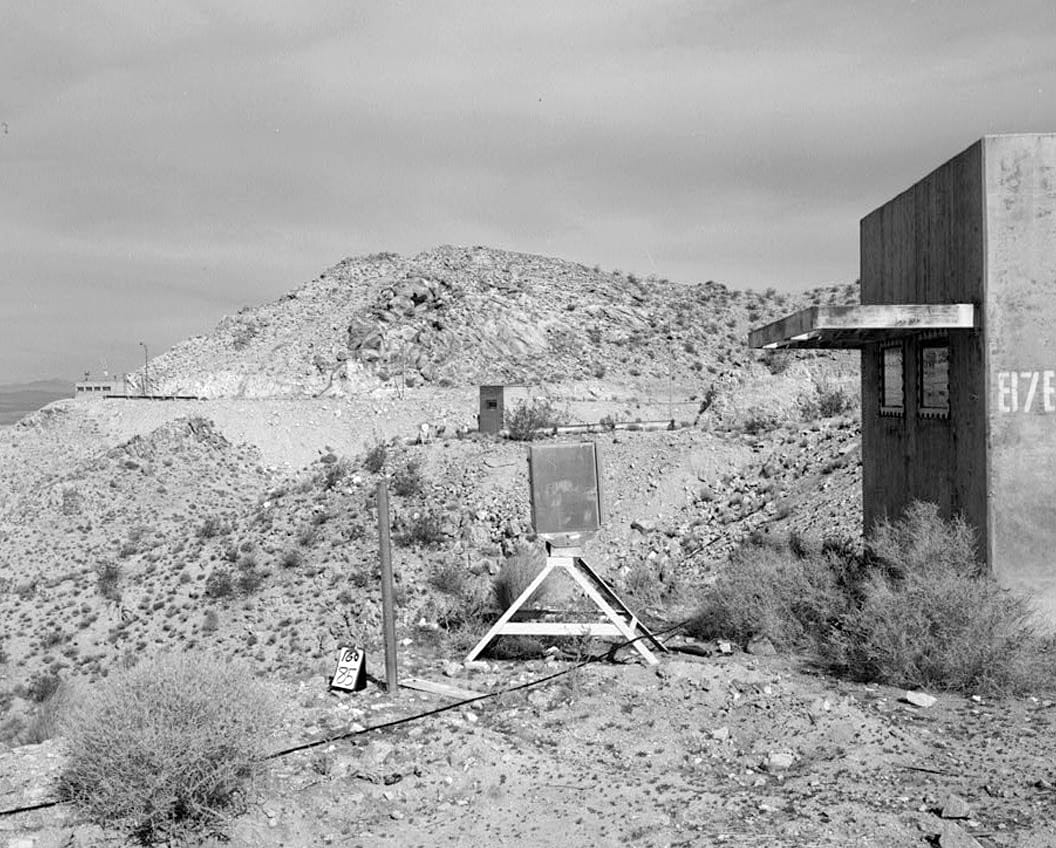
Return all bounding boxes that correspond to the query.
[3,0,1056,381]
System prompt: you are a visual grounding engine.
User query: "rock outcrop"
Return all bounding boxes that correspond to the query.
[140,245,857,398]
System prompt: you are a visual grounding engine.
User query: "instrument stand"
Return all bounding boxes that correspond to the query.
[465,543,665,666]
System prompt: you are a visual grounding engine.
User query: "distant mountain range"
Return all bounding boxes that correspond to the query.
[0,379,73,425]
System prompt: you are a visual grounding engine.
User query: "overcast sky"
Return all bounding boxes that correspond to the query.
[2,1,1054,384]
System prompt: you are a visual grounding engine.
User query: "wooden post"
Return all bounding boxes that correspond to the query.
[377,481,398,693]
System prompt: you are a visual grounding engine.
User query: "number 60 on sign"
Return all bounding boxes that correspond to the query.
[330,646,367,692]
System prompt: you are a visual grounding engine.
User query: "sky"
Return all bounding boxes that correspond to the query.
[2,1,1055,384]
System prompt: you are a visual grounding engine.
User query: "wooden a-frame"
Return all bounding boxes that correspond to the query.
[465,544,665,666]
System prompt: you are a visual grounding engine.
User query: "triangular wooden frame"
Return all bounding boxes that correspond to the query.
[465,545,664,665]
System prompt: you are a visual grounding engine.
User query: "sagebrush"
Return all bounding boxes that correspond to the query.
[58,652,279,843]
[690,502,1054,695]
[492,545,549,610]
[95,561,122,602]
[392,459,426,497]
[826,502,1046,693]
[363,442,387,473]
[397,510,446,548]
[688,538,844,650]
[505,399,561,441]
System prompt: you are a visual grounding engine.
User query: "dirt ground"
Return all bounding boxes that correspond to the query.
[243,644,1056,848]
[3,639,1056,848]
[1,383,1053,848]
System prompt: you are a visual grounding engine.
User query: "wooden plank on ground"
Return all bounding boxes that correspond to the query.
[400,677,488,701]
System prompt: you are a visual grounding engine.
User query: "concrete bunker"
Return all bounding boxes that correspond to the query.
[477,384,532,434]
[750,134,1056,620]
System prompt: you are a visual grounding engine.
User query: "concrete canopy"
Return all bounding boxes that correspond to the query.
[748,304,978,350]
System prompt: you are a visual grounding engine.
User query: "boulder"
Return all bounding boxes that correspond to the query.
[941,794,971,819]
[903,690,938,708]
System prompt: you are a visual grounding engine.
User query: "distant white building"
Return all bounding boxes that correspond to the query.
[75,374,126,398]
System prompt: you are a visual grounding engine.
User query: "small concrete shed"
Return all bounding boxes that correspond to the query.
[750,134,1056,619]
[477,385,532,434]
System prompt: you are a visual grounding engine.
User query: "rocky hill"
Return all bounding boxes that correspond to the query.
[9,249,1056,847]
[142,245,857,398]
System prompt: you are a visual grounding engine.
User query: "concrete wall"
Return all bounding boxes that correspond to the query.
[984,134,1056,619]
[859,140,989,558]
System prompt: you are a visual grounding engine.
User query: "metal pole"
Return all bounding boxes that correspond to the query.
[139,342,149,398]
[667,327,674,425]
[377,480,398,693]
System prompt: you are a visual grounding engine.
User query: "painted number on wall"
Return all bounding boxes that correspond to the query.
[995,371,1056,413]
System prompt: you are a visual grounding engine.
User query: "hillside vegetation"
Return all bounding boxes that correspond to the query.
[0,245,863,735]
[3,246,1056,848]
[141,245,857,398]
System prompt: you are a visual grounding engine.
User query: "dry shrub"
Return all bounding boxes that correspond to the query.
[429,558,468,597]
[396,511,446,548]
[492,545,550,610]
[19,679,74,745]
[825,502,1048,694]
[24,670,63,703]
[432,575,494,654]
[692,501,1055,696]
[867,500,977,580]
[235,554,267,595]
[95,561,122,602]
[620,559,684,610]
[204,568,235,599]
[741,411,780,435]
[505,399,561,441]
[687,540,844,650]
[392,459,425,497]
[322,457,352,490]
[279,547,304,569]
[798,384,854,420]
[470,547,567,660]
[826,565,1042,693]
[363,442,387,474]
[58,652,278,843]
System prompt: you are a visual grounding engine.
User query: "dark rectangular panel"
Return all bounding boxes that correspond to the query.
[881,345,904,412]
[527,442,602,541]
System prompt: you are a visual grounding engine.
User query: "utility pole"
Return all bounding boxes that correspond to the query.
[139,342,149,398]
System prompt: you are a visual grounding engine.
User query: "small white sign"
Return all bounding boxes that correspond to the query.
[331,646,366,692]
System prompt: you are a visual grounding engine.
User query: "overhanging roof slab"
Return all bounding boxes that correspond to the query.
[748,303,978,350]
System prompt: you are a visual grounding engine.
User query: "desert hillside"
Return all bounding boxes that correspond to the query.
[0,244,861,698]
[2,246,1055,847]
[140,245,857,398]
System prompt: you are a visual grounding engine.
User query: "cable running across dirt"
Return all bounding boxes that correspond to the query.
[264,615,694,760]
[0,617,694,818]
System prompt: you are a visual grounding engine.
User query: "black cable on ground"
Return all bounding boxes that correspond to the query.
[0,617,697,817]
[264,615,695,761]
[0,800,61,818]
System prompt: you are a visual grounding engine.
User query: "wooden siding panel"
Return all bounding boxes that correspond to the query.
[860,141,988,558]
